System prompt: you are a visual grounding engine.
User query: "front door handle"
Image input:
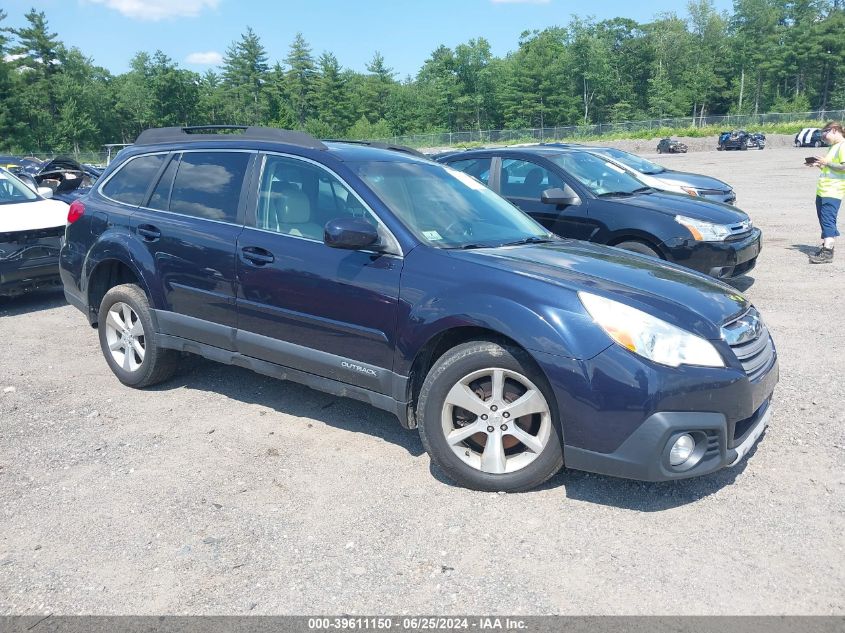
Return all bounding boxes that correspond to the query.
[137,224,161,241]
[241,246,275,265]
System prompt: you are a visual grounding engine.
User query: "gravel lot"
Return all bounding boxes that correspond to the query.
[1,146,843,616]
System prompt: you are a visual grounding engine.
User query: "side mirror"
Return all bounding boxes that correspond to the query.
[324,218,380,250]
[541,185,580,206]
[37,186,54,199]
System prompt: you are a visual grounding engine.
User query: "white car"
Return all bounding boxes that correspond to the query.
[0,167,69,297]
[580,146,737,205]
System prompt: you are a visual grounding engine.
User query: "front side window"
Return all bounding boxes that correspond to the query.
[255,155,378,241]
[548,152,647,197]
[101,154,166,206]
[0,168,38,204]
[351,160,551,249]
[500,159,563,199]
[168,152,251,223]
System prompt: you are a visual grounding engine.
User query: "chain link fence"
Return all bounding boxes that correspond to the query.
[377,109,845,148]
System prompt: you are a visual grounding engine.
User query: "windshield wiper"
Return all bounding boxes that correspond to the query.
[632,186,655,193]
[500,236,556,247]
[597,191,635,198]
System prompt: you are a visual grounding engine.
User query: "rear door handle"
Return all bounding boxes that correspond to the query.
[240,246,275,265]
[137,224,161,241]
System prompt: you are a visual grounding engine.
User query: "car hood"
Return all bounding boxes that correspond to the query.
[449,240,749,337]
[0,199,68,233]
[603,190,747,224]
[650,170,732,192]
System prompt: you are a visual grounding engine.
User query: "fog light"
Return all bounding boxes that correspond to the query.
[669,434,696,466]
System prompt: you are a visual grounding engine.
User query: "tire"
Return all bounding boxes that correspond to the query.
[740,142,748,151]
[657,147,662,154]
[717,145,723,151]
[814,140,822,148]
[614,240,662,259]
[417,341,563,492]
[97,283,178,388]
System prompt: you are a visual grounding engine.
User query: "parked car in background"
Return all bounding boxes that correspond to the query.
[747,132,766,150]
[718,130,750,151]
[794,127,825,147]
[60,126,777,492]
[0,167,67,297]
[576,146,736,205]
[438,146,759,279]
[656,138,688,153]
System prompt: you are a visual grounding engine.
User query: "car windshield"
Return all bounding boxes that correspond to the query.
[548,152,649,197]
[589,147,666,175]
[350,160,552,248]
[0,168,38,204]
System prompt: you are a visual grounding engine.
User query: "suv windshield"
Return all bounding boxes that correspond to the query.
[351,160,552,248]
[0,168,38,204]
[589,148,666,175]
[548,152,648,197]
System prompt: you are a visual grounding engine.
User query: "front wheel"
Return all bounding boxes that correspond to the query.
[614,240,662,259]
[417,341,563,492]
[98,283,179,388]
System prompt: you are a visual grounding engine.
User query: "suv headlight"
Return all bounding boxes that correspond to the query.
[578,292,724,368]
[675,215,731,241]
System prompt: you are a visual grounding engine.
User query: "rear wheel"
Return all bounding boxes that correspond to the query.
[614,240,662,259]
[97,284,178,388]
[417,341,563,492]
[814,140,822,147]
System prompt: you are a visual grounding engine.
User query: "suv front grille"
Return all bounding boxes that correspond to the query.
[722,307,775,381]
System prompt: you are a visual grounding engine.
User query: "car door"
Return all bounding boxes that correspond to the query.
[235,153,403,395]
[129,150,254,349]
[495,157,596,240]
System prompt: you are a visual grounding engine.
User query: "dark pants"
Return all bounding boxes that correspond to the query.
[816,196,842,239]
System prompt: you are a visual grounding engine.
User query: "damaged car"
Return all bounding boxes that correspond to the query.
[3,156,100,204]
[0,167,68,297]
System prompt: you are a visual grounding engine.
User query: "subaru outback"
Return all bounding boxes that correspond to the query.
[60,126,778,492]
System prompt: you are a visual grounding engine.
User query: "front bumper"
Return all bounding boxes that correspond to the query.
[662,227,762,278]
[563,400,772,481]
[533,334,778,481]
[0,240,62,297]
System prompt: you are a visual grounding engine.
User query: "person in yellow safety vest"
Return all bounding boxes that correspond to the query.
[808,121,845,264]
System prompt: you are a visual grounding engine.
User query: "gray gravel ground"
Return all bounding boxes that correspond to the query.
[1,146,844,616]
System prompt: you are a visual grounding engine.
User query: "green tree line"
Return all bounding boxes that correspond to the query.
[1,0,844,153]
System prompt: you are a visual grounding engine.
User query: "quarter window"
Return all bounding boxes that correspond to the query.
[168,152,251,223]
[101,154,166,206]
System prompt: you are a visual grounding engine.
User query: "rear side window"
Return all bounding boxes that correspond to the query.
[168,152,251,223]
[147,155,178,211]
[447,158,491,185]
[101,154,166,206]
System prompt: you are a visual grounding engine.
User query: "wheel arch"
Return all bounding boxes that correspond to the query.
[86,257,151,327]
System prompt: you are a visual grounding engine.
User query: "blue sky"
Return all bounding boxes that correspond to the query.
[4,0,733,77]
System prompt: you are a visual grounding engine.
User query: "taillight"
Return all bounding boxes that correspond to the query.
[67,200,85,224]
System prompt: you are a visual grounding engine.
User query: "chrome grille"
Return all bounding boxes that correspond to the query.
[722,307,775,381]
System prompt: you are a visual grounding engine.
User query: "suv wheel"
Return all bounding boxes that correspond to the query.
[417,341,563,492]
[98,284,178,388]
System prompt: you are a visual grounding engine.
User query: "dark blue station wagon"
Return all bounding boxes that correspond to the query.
[60,127,778,491]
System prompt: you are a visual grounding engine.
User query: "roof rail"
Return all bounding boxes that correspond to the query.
[134,126,327,150]
[323,139,428,159]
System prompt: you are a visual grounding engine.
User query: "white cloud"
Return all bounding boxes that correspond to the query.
[86,0,219,21]
[186,51,223,65]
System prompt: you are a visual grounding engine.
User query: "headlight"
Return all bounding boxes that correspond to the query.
[680,186,700,196]
[675,215,731,241]
[578,292,725,368]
